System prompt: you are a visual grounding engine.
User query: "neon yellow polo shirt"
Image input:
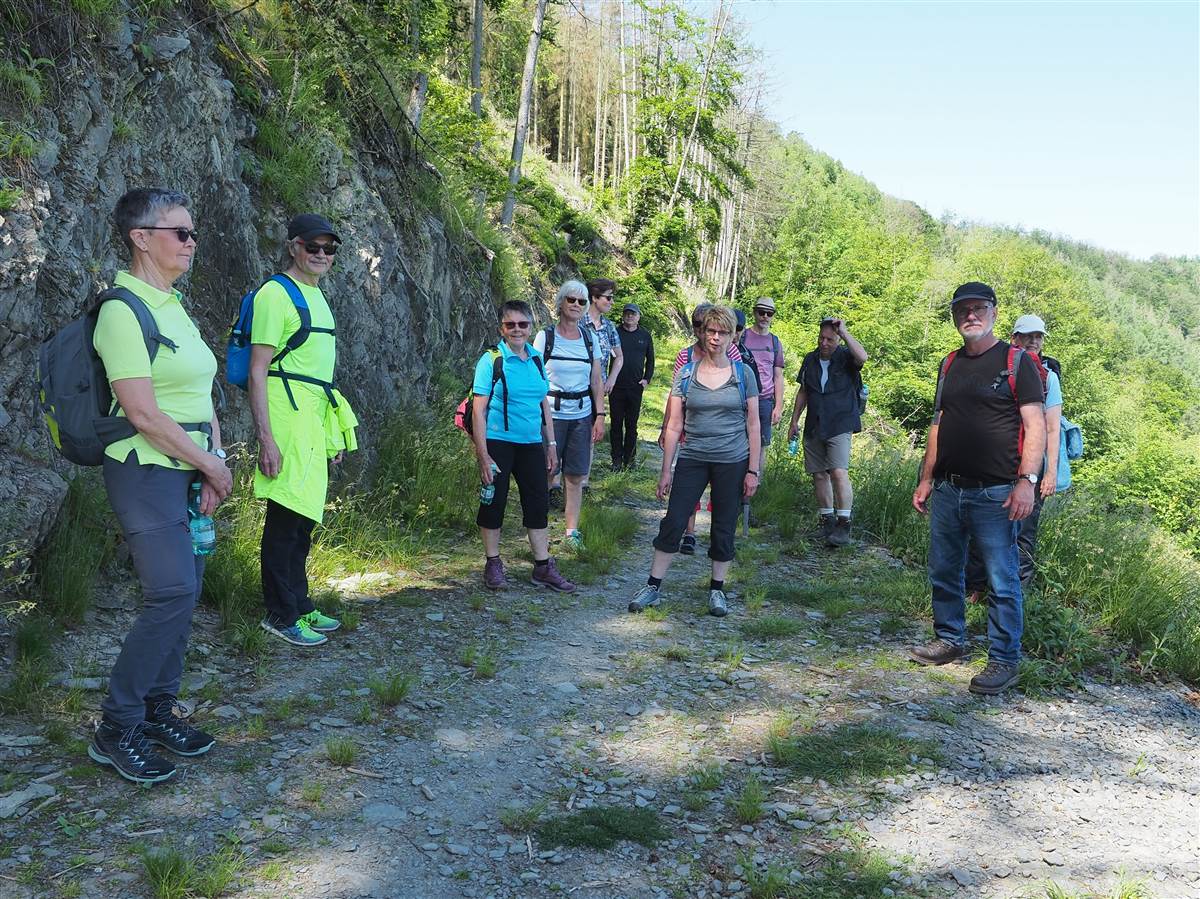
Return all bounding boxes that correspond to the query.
[249,278,336,387]
[92,271,217,469]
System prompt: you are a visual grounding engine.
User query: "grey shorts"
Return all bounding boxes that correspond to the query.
[803,431,852,473]
[553,417,593,476]
[758,397,775,446]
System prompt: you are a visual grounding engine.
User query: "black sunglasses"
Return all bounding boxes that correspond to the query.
[142,226,198,243]
[302,241,338,256]
[564,296,587,306]
[754,308,775,317]
[502,320,532,330]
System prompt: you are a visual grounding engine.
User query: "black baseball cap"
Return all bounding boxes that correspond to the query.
[951,282,996,306]
[287,213,341,243]
[622,303,641,315]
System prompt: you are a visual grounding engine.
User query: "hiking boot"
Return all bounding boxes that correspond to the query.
[969,661,1020,695]
[627,584,661,613]
[260,618,328,647]
[144,695,215,757]
[88,719,177,785]
[483,557,507,591]
[707,589,729,617]
[300,609,341,632]
[563,530,585,552]
[827,516,852,547]
[549,486,563,509]
[818,513,836,542]
[679,533,697,556]
[909,638,966,666]
[532,558,576,593]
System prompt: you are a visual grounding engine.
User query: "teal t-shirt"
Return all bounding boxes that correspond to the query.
[473,343,549,444]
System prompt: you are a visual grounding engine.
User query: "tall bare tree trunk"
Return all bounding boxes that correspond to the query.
[501,0,550,228]
[557,63,566,163]
[618,0,631,179]
[470,0,484,117]
[592,0,606,188]
[666,0,728,214]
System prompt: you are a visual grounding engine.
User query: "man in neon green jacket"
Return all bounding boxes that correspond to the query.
[250,213,358,647]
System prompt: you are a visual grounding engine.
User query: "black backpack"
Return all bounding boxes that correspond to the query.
[541,325,596,413]
[36,288,209,465]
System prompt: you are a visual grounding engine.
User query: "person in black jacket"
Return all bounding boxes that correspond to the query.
[787,317,868,546]
[609,303,654,469]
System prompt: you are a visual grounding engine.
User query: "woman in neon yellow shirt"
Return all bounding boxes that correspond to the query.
[88,188,233,786]
[249,213,358,647]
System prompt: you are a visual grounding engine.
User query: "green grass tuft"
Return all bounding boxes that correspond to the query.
[535,805,665,850]
[367,670,416,706]
[499,799,548,833]
[768,723,937,783]
[740,615,805,640]
[733,773,766,824]
[324,736,359,766]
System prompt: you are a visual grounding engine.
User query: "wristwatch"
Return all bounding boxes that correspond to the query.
[213,448,227,460]
[1017,472,1038,485]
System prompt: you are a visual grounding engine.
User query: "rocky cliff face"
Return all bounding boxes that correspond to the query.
[0,12,501,576]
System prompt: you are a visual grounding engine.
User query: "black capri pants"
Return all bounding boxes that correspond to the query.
[652,455,749,562]
[476,440,550,530]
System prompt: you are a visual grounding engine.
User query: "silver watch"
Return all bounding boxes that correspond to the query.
[212,448,228,460]
[1017,472,1038,485]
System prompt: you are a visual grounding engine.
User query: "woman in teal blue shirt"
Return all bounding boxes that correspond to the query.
[470,301,575,593]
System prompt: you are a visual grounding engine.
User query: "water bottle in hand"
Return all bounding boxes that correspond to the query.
[788,436,799,456]
[479,462,500,505]
[188,482,216,556]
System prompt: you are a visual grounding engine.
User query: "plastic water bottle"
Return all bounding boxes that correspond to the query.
[787,436,799,456]
[479,463,500,505]
[188,482,216,556]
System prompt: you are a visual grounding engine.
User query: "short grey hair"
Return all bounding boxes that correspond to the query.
[114,188,191,253]
[555,279,589,314]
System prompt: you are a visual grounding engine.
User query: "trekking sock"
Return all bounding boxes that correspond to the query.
[648,575,663,589]
[835,509,851,518]
[533,559,549,570]
[818,507,835,517]
[710,579,724,592]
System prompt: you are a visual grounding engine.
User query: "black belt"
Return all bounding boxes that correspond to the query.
[941,473,1009,489]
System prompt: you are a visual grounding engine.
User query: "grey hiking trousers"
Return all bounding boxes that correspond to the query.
[100,453,205,729]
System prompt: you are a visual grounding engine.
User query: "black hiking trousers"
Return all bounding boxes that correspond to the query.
[261,500,317,628]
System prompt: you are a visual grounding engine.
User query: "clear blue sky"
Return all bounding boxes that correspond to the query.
[741,0,1200,259]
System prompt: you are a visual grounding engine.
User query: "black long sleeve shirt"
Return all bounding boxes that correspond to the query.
[615,325,655,389]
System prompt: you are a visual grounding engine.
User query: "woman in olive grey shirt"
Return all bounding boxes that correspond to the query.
[627,305,761,617]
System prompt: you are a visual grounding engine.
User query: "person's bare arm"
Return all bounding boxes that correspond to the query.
[1041,405,1061,498]
[590,357,606,443]
[471,394,495,484]
[912,422,940,514]
[744,400,762,498]
[1004,404,1045,521]
[248,344,280,478]
[658,395,684,501]
[839,322,868,366]
[788,388,809,440]
[605,341,624,394]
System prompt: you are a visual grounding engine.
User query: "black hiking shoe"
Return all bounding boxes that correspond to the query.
[89,719,177,784]
[818,513,836,543]
[909,638,966,666]
[827,516,852,547]
[144,695,216,757]
[969,661,1020,695]
[679,534,697,556]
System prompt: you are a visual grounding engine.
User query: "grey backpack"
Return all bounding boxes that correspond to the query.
[37,288,185,465]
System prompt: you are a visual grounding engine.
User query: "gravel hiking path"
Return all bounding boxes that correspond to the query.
[2,469,1198,899]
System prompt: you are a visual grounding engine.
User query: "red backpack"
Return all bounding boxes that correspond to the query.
[933,344,1048,455]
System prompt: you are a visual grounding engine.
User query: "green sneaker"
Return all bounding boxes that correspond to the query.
[260,618,328,647]
[300,609,341,633]
[564,530,585,552]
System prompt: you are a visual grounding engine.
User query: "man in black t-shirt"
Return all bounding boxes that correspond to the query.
[610,303,655,469]
[910,282,1046,696]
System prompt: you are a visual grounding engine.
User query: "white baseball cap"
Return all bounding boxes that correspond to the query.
[1012,314,1048,336]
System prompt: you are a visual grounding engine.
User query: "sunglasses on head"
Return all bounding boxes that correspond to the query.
[564,296,587,306]
[142,226,198,243]
[301,241,338,256]
[754,307,774,317]
[502,320,532,330]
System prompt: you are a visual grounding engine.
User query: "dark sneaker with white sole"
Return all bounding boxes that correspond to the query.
[969,661,1019,695]
[679,534,697,555]
[910,638,966,666]
[89,719,177,784]
[627,585,661,613]
[144,695,216,757]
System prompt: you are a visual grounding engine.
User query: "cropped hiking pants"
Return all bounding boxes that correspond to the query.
[653,456,749,562]
[101,454,205,729]
[261,500,317,629]
[477,440,550,531]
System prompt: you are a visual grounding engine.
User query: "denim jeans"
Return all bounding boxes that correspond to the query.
[965,494,1043,590]
[928,480,1024,665]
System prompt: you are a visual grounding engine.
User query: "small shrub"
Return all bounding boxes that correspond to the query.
[535,805,665,850]
[0,179,21,210]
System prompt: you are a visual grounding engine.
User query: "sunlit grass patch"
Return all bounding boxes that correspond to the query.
[768,723,938,783]
[733,773,766,824]
[571,504,640,583]
[367,670,416,706]
[35,473,116,625]
[141,844,248,899]
[535,804,665,850]
[740,615,806,640]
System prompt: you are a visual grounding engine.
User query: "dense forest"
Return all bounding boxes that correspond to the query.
[2,0,1198,675]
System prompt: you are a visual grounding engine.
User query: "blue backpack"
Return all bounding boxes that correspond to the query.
[226,275,335,395]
